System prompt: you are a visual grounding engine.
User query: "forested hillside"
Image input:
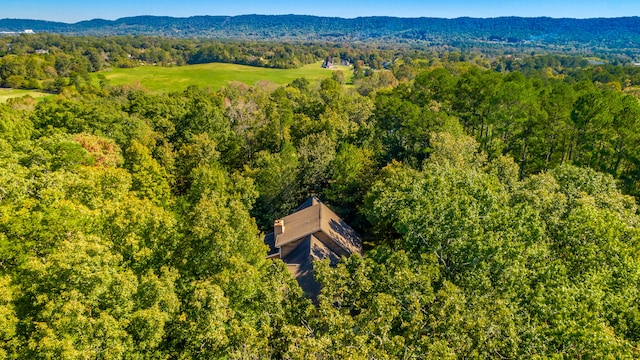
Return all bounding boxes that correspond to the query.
[1,38,640,357]
[2,15,640,56]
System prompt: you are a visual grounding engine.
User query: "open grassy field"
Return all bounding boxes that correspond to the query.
[0,89,53,103]
[95,61,353,93]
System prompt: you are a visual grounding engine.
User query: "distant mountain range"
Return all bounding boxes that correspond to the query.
[1,15,639,53]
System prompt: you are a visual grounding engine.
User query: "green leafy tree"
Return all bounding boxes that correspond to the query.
[0,275,17,360]
[124,140,172,206]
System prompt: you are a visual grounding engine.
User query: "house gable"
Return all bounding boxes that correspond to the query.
[264,196,362,298]
[274,197,362,255]
[275,204,322,248]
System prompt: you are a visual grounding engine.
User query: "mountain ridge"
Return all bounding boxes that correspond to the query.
[1,15,639,54]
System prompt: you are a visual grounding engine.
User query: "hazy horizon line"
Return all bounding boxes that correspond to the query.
[2,13,638,25]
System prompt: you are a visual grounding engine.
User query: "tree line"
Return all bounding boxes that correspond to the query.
[4,33,640,95]
[0,33,444,91]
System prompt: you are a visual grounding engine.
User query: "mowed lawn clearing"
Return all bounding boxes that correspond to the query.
[96,61,352,92]
[0,89,53,103]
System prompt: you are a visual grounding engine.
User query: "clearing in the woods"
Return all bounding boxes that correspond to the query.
[93,61,353,92]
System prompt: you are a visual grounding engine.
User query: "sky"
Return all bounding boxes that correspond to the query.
[2,0,639,23]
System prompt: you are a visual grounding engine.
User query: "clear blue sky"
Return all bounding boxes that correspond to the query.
[3,0,639,23]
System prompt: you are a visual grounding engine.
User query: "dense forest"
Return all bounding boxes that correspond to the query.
[2,15,640,57]
[1,33,640,358]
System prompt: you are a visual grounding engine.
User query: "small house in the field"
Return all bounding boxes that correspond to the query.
[264,196,362,298]
[321,57,334,69]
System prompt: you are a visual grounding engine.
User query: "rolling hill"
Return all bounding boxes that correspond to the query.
[1,15,639,53]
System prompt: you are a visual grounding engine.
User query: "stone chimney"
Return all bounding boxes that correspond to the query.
[274,219,285,238]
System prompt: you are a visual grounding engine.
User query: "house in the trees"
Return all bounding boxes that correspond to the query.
[321,57,334,69]
[264,197,362,298]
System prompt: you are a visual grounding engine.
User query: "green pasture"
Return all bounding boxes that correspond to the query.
[95,61,353,92]
[0,88,53,103]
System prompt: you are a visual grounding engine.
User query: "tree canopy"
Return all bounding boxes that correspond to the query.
[1,39,640,358]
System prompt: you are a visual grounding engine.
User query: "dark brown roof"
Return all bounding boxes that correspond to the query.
[264,196,362,299]
[263,232,279,257]
[294,196,321,212]
[275,198,362,255]
[284,234,340,299]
